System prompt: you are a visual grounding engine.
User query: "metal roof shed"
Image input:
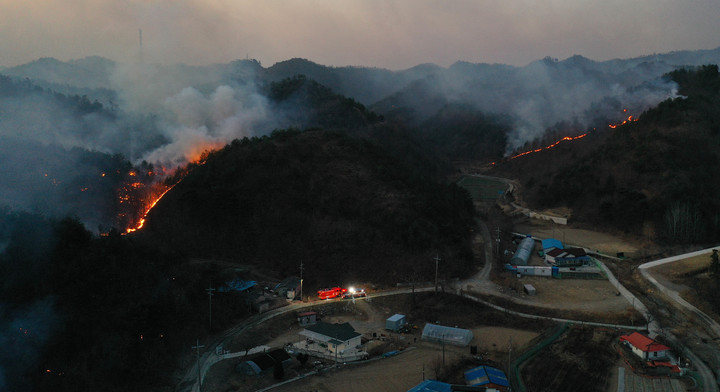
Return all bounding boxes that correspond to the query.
[464,365,509,390]
[407,380,452,392]
[421,323,473,347]
[541,238,563,251]
[523,284,536,295]
[386,314,407,331]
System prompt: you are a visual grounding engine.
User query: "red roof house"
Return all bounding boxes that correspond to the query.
[620,332,671,360]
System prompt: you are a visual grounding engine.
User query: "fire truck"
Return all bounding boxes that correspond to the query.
[317,287,346,300]
[342,287,367,299]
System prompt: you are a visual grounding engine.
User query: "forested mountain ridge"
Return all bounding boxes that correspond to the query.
[492,65,720,244]
[138,128,477,286]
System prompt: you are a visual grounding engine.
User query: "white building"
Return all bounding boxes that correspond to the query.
[299,321,362,356]
[620,332,671,360]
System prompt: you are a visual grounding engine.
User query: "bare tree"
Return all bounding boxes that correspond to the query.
[664,202,704,244]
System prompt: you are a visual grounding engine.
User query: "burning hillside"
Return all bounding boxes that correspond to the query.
[494,109,640,164]
[132,129,476,284]
[490,66,720,242]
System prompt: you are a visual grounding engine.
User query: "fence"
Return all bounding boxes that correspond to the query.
[290,342,368,363]
[508,322,569,392]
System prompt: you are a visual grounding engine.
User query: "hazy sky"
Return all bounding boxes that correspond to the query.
[1,0,719,69]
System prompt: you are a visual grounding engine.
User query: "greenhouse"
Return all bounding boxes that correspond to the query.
[421,323,473,347]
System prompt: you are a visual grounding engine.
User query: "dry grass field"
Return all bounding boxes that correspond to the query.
[202,293,547,392]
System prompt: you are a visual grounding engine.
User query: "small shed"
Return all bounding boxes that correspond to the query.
[274,276,301,299]
[237,349,292,375]
[523,284,536,296]
[297,311,318,327]
[386,314,407,332]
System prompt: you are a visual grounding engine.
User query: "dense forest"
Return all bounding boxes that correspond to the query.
[140,128,477,286]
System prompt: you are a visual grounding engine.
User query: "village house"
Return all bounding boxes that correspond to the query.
[620,332,671,360]
[297,321,366,362]
[545,247,591,267]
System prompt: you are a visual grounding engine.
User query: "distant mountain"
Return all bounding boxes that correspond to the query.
[260,58,441,105]
[4,47,720,163]
[266,75,381,130]
[2,56,115,89]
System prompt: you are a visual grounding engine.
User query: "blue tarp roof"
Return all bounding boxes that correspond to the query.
[407,380,452,392]
[464,365,509,387]
[217,279,256,293]
[542,238,563,250]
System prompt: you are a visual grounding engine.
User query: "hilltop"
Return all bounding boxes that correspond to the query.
[138,129,477,287]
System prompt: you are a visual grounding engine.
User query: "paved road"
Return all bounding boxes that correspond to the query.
[176,224,718,392]
[596,261,659,334]
[639,249,720,339]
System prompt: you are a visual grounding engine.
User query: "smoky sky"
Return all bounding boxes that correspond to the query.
[1,0,718,70]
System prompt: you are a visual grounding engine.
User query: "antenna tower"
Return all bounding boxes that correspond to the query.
[138,28,144,63]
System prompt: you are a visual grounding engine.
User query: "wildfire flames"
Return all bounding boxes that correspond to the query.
[608,110,638,128]
[494,109,639,164]
[118,150,213,234]
[123,183,177,234]
[509,133,588,160]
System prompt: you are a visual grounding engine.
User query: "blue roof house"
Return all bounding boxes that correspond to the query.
[464,365,509,391]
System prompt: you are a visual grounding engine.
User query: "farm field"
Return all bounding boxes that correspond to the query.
[202,293,547,392]
[457,176,508,201]
[520,326,619,392]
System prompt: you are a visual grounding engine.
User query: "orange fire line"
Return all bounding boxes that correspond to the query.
[124,184,176,234]
[508,133,588,161]
[492,111,639,165]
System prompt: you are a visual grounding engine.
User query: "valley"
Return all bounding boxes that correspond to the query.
[180,173,719,392]
[2,50,720,392]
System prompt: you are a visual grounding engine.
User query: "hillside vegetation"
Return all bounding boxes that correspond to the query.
[493,65,720,244]
[140,129,477,287]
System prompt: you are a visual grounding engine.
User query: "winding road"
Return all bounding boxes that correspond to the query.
[176,212,720,392]
[637,247,720,392]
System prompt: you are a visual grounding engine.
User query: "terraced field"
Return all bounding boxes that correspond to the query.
[623,370,685,392]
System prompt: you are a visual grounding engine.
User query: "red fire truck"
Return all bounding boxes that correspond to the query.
[317,287,346,300]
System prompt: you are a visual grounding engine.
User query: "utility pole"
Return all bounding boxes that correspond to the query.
[138,28,144,64]
[434,254,441,294]
[192,339,205,391]
[441,334,446,367]
[507,336,513,372]
[206,286,215,331]
[299,260,304,302]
